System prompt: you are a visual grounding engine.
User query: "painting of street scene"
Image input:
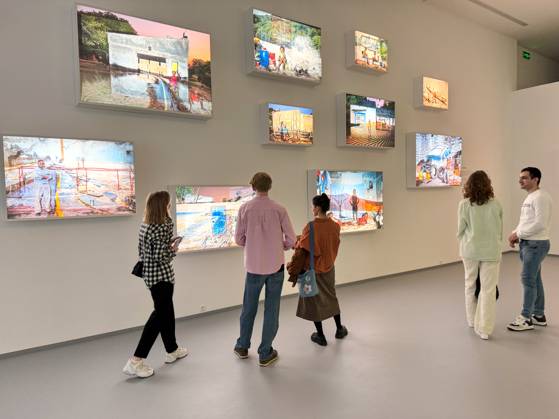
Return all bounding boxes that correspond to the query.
[353,31,388,72]
[175,186,255,252]
[267,103,313,145]
[422,77,448,109]
[344,94,395,148]
[252,9,322,82]
[77,5,212,116]
[415,133,462,187]
[3,136,135,220]
[313,170,383,233]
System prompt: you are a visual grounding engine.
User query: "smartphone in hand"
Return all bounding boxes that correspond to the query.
[170,236,183,251]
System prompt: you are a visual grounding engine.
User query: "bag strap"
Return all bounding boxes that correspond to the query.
[309,221,314,270]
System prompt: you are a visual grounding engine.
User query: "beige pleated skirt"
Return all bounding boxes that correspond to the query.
[296,267,340,322]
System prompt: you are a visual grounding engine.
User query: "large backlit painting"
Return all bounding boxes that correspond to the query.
[3,136,135,220]
[406,133,462,188]
[264,103,313,145]
[338,93,395,149]
[309,170,383,233]
[250,9,322,84]
[76,5,212,117]
[174,186,255,252]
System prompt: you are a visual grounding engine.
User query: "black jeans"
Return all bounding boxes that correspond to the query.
[134,281,178,358]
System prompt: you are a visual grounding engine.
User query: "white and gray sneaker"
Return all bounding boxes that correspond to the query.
[122,359,154,378]
[507,315,534,331]
[531,314,547,326]
[165,347,189,364]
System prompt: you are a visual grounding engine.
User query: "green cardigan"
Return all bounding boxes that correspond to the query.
[457,198,503,262]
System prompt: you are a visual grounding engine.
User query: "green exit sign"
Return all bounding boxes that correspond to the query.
[522,51,531,60]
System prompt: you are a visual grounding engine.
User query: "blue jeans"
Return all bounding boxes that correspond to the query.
[235,268,284,360]
[519,240,550,318]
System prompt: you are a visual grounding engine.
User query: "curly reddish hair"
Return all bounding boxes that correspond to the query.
[463,170,494,205]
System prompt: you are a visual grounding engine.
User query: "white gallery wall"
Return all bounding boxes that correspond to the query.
[508,81,559,255]
[0,0,516,354]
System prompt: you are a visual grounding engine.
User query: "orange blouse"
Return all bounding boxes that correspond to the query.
[298,217,341,273]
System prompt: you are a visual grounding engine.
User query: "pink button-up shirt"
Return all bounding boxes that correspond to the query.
[235,195,296,275]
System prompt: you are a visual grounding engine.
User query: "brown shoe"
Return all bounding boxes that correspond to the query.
[258,349,278,367]
[234,347,248,359]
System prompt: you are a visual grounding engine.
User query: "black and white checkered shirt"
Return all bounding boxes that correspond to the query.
[138,221,176,288]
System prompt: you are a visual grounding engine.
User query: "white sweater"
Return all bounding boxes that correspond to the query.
[514,189,553,240]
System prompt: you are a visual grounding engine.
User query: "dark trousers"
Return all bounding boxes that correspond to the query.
[134,281,178,358]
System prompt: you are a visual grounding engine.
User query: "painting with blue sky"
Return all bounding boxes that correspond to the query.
[267,103,313,145]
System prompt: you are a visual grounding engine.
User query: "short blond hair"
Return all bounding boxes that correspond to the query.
[250,172,272,192]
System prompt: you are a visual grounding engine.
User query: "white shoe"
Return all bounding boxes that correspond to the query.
[122,359,154,378]
[165,347,189,364]
[475,330,489,340]
[507,315,534,331]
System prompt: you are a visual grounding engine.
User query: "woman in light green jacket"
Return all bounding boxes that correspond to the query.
[457,171,503,340]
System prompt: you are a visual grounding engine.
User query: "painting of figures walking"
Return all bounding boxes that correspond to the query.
[3,136,135,220]
[174,186,254,252]
[76,5,212,117]
[250,9,322,83]
[309,170,383,233]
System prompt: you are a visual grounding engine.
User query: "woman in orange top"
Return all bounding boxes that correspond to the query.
[287,193,348,346]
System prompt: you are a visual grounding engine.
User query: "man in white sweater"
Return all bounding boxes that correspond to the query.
[507,167,552,331]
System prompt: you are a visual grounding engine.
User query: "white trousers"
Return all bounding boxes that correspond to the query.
[34,183,51,213]
[462,258,500,335]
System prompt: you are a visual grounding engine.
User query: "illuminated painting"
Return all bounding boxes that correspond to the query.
[77,5,212,116]
[413,133,462,187]
[175,186,254,252]
[352,31,387,72]
[251,9,322,83]
[341,94,395,148]
[311,170,383,233]
[3,136,135,220]
[267,103,313,145]
[422,77,448,110]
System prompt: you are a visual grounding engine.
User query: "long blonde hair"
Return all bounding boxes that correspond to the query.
[143,191,171,224]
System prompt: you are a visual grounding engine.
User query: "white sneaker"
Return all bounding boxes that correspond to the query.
[507,315,534,331]
[122,359,154,378]
[475,330,489,340]
[165,347,189,364]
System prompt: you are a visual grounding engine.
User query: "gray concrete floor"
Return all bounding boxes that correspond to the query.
[1,253,558,419]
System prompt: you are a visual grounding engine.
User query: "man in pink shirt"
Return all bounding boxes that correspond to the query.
[234,172,296,366]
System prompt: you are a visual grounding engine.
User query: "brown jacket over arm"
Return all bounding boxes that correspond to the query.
[287,247,309,286]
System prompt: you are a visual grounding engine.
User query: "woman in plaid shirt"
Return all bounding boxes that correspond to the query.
[123,191,188,378]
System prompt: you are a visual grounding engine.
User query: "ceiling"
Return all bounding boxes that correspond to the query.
[423,0,559,61]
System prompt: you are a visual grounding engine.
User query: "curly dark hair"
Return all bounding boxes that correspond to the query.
[463,170,494,205]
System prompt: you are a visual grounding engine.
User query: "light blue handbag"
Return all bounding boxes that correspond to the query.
[297,221,319,298]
